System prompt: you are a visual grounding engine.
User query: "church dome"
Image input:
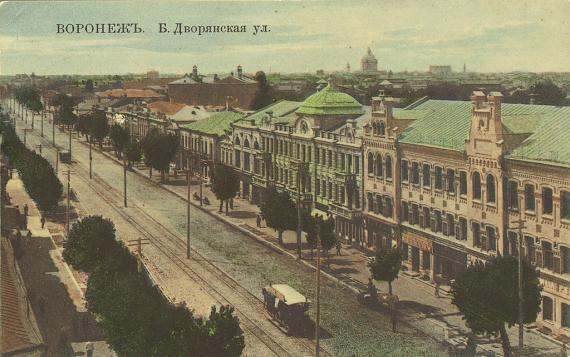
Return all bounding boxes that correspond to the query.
[362,47,377,62]
[296,83,364,117]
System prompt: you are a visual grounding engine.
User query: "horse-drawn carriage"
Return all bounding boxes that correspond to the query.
[262,284,310,335]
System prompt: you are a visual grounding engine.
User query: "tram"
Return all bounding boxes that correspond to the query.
[262,284,310,335]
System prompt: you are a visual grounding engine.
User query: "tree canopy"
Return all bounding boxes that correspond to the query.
[109,124,130,157]
[125,140,143,167]
[451,256,542,357]
[259,186,297,244]
[368,247,402,295]
[211,163,240,214]
[141,128,179,182]
[90,111,110,147]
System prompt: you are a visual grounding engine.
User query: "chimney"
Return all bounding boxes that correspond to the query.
[471,91,486,110]
[529,93,536,105]
[488,92,502,123]
[213,74,219,82]
[192,65,198,78]
[237,65,243,79]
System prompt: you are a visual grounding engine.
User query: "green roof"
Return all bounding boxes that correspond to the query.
[236,100,301,127]
[296,84,364,117]
[398,100,570,167]
[182,111,244,136]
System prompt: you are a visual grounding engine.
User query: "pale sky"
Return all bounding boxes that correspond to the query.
[1,0,570,75]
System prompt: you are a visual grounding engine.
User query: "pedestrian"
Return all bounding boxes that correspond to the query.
[390,305,398,333]
[434,280,440,298]
[256,214,261,228]
[23,203,28,216]
[15,230,22,241]
[25,230,32,242]
[41,216,46,229]
[336,240,342,256]
[85,341,95,357]
[230,198,234,209]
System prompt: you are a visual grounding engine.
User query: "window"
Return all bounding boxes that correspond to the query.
[379,122,386,136]
[375,154,383,177]
[435,211,442,232]
[385,156,393,179]
[234,150,241,167]
[316,180,320,196]
[508,181,519,210]
[446,214,455,236]
[355,156,360,174]
[525,235,535,264]
[327,150,332,166]
[315,148,320,164]
[375,196,383,214]
[542,241,554,271]
[459,218,467,240]
[473,172,482,200]
[562,191,570,220]
[543,296,553,321]
[447,169,455,193]
[562,246,570,274]
[486,175,496,204]
[562,304,570,328]
[543,187,553,215]
[402,160,409,182]
[525,184,535,212]
[340,153,346,171]
[460,171,467,196]
[402,243,409,261]
[486,227,497,251]
[401,202,409,222]
[422,207,431,228]
[422,164,431,188]
[412,204,420,225]
[367,193,374,212]
[435,167,443,190]
[507,232,518,257]
[412,162,420,185]
[472,222,481,247]
[385,198,393,218]
[244,152,251,171]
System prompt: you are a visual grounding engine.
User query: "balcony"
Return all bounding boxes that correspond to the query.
[252,175,268,188]
[328,203,362,220]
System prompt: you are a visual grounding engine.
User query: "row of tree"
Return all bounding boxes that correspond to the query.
[13,86,44,123]
[63,215,245,356]
[0,124,63,211]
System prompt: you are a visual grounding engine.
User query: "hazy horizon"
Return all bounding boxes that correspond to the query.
[1,0,570,75]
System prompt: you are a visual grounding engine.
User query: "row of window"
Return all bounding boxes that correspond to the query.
[366,193,393,218]
[366,153,393,179]
[316,179,361,208]
[507,181,570,219]
[542,297,570,328]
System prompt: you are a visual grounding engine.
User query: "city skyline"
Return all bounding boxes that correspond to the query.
[1,0,570,75]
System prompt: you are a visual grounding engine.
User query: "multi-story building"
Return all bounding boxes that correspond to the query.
[227,84,369,243]
[362,91,570,336]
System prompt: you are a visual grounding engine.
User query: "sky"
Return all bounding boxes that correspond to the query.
[1,0,570,75]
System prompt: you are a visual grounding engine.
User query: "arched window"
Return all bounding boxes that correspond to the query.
[367,193,374,212]
[367,152,374,174]
[375,154,383,177]
[473,172,482,200]
[234,136,240,145]
[244,138,250,148]
[379,122,386,136]
[385,155,392,179]
[372,123,378,135]
[254,140,260,150]
[487,174,496,204]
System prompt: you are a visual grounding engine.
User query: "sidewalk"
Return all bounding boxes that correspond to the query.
[77,130,564,356]
[5,172,115,357]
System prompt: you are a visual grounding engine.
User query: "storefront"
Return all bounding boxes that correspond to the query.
[432,242,467,281]
[366,217,396,251]
[402,231,433,276]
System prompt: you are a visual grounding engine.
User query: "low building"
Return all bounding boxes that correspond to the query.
[429,65,452,76]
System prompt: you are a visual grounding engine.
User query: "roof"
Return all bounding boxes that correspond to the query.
[169,76,198,85]
[170,106,214,122]
[182,111,244,136]
[147,101,187,115]
[96,88,162,98]
[296,84,364,117]
[397,99,570,167]
[238,100,302,127]
[269,284,307,305]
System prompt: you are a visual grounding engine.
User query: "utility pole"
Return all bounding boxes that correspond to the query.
[509,196,526,349]
[296,164,303,260]
[55,149,59,174]
[123,156,127,207]
[68,125,72,161]
[199,159,203,206]
[128,237,150,272]
[22,128,32,146]
[315,222,321,357]
[187,168,191,259]
[63,168,74,238]
[89,136,92,179]
[52,113,56,146]
[35,144,42,156]
[41,111,44,137]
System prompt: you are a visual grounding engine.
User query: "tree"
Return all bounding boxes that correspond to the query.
[198,305,245,357]
[368,247,402,295]
[58,103,77,127]
[125,140,143,168]
[84,79,94,93]
[62,215,117,273]
[76,113,92,139]
[90,111,110,148]
[250,71,273,110]
[259,186,297,245]
[141,128,179,182]
[109,124,129,157]
[451,256,542,357]
[304,214,336,264]
[529,80,568,106]
[211,164,239,214]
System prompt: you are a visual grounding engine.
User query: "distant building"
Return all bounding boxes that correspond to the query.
[147,70,160,80]
[168,65,260,110]
[429,65,452,76]
[361,48,378,72]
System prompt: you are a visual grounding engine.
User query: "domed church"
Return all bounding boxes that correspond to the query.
[361,47,378,72]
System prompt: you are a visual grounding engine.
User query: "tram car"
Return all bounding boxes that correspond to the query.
[262,284,310,335]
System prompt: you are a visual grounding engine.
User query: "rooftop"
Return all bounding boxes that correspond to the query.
[296,84,364,117]
[181,111,244,136]
[96,88,162,98]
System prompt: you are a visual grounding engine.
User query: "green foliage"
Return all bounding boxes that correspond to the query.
[451,256,542,356]
[125,140,143,166]
[250,71,274,110]
[1,126,62,211]
[260,186,297,243]
[89,111,110,147]
[84,79,94,93]
[26,98,43,113]
[141,128,179,181]
[368,247,401,294]
[72,214,245,356]
[211,164,239,213]
[109,124,129,155]
[58,103,77,126]
[62,216,117,273]
[76,113,91,137]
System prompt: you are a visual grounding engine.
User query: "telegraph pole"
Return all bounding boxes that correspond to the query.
[35,144,42,156]
[186,168,191,259]
[315,222,321,357]
[296,164,303,259]
[123,156,127,207]
[510,196,526,349]
[22,128,32,146]
[128,237,150,272]
[89,137,92,179]
[63,168,74,238]
[55,150,59,174]
[68,125,72,161]
[52,113,56,146]
[199,159,203,206]
[41,111,44,137]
